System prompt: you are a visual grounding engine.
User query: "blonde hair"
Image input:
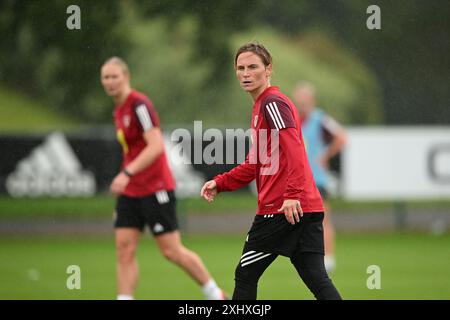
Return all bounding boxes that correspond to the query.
[102,56,130,75]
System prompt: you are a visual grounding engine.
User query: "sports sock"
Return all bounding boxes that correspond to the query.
[117,294,134,300]
[202,279,225,300]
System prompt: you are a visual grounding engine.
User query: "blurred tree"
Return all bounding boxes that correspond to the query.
[0,0,447,125]
[273,0,449,125]
[136,0,260,84]
[340,0,450,124]
[0,0,129,121]
[131,0,450,124]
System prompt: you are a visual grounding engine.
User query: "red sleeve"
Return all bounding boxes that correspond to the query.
[213,148,256,192]
[279,127,306,200]
[262,97,296,130]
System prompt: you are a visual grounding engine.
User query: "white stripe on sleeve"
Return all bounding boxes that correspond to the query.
[272,102,286,128]
[265,104,281,130]
[136,104,153,131]
[268,103,284,129]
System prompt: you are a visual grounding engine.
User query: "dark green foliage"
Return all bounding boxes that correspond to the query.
[0,0,129,121]
[0,0,448,125]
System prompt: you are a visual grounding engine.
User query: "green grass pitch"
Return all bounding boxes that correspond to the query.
[0,232,449,300]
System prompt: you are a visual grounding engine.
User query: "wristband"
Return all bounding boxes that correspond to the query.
[122,168,133,177]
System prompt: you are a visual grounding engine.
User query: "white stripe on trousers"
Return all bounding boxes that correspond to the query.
[155,191,169,204]
[240,250,256,259]
[241,252,264,263]
[241,253,272,267]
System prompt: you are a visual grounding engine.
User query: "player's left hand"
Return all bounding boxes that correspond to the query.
[278,199,303,225]
[110,171,130,196]
[200,180,218,203]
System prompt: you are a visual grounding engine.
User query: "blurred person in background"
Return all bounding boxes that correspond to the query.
[293,82,347,273]
[101,57,226,300]
[201,43,342,300]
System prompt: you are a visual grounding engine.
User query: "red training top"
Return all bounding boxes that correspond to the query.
[113,90,175,197]
[214,86,324,215]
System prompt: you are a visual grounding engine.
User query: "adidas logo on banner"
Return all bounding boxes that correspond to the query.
[6,132,96,197]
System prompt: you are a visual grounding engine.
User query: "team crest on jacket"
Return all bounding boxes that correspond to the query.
[123,115,131,128]
[253,115,258,128]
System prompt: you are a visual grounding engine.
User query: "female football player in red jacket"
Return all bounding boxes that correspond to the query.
[201,43,341,300]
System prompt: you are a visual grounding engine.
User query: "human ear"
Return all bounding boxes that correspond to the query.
[266,64,273,78]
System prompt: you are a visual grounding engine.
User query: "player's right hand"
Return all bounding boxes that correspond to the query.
[110,171,130,197]
[200,180,218,203]
[278,199,303,225]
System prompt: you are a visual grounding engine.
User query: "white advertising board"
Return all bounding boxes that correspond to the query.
[342,127,450,200]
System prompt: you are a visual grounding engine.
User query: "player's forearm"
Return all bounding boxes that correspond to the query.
[124,143,164,175]
[215,163,255,192]
[214,152,256,192]
[280,128,305,199]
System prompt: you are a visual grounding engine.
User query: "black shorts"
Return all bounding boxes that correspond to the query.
[242,212,325,258]
[114,190,178,236]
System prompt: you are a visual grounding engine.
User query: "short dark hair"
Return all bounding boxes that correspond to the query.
[234,43,272,67]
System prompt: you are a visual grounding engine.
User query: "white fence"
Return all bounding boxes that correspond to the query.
[342,126,450,200]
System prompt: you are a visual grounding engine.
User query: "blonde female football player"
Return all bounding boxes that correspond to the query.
[101,57,226,300]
